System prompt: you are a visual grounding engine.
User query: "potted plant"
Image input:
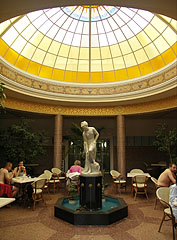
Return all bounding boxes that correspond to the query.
[153,123,177,165]
[67,184,78,204]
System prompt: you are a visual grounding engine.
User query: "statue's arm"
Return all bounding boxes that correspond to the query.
[93,128,99,143]
[83,132,88,153]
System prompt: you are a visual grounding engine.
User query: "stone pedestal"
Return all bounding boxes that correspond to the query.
[80,174,102,210]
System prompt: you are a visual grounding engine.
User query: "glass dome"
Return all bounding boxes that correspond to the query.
[0,5,176,83]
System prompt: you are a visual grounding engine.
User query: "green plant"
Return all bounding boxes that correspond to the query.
[0,83,6,109]
[0,119,46,167]
[67,184,78,200]
[153,123,177,164]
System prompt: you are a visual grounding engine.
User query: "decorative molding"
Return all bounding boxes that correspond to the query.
[5,96,177,115]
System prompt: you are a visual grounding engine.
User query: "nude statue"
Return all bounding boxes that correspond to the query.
[81,121,100,174]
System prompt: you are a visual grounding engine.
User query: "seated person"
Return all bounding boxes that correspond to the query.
[169,183,177,219]
[69,160,82,174]
[157,163,176,187]
[14,161,26,177]
[0,162,18,197]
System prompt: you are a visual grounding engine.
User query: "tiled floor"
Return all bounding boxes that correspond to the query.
[0,182,174,240]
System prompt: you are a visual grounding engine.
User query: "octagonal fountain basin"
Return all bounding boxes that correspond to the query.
[54,195,128,225]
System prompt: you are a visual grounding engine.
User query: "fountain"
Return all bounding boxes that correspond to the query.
[54,121,128,225]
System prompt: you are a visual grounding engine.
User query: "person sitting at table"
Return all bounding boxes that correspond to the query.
[14,161,26,177]
[157,163,176,187]
[0,162,18,197]
[69,160,82,174]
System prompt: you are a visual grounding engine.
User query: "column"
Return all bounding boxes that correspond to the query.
[117,115,126,175]
[53,114,63,169]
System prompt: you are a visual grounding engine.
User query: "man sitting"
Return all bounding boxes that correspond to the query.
[0,162,18,197]
[157,163,176,187]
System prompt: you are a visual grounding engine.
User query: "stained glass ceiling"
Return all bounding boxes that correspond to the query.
[0,5,176,83]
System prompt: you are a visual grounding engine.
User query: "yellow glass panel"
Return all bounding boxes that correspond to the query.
[128,37,141,51]
[91,72,103,83]
[38,36,52,51]
[151,16,167,33]
[139,61,153,75]
[32,48,46,64]
[154,36,169,53]
[39,65,53,78]
[15,55,29,71]
[52,68,65,81]
[102,59,114,71]
[172,42,177,55]
[59,44,70,57]
[161,48,176,64]
[144,43,159,59]
[79,48,89,60]
[11,35,27,53]
[43,53,56,67]
[150,56,165,71]
[113,56,125,69]
[29,32,44,46]
[64,70,77,82]
[119,41,131,55]
[21,43,36,59]
[55,56,67,70]
[162,27,177,46]
[48,41,61,55]
[27,61,41,75]
[127,66,141,79]
[115,69,128,81]
[21,24,36,41]
[91,48,101,59]
[4,48,19,65]
[66,58,78,71]
[69,46,79,59]
[110,44,121,58]
[137,31,151,47]
[0,39,9,57]
[144,24,159,41]
[124,53,137,67]
[134,49,148,64]
[91,60,102,71]
[100,46,111,59]
[78,60,89,72]
[77,72,89,83]
[103,71,115,82]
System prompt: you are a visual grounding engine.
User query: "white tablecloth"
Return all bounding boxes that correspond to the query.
[12,177,38,184]
[127,173,151,178]
[0,197,15,208]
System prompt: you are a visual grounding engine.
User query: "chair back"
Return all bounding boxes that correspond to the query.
[151,177,158,186]
[38,173,46,179]
[130,169,144,173]
[110,170,120,179]
[32,179,46,190]
[44,170,52,180]
[51,168,61,175]
[133,175,148,184]
[156,187,170,204]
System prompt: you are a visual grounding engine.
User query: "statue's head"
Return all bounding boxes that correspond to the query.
[81,121,88,130]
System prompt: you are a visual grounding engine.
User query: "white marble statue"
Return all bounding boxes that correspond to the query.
[81,121,100,174]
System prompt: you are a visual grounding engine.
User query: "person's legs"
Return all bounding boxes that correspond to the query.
[12,186,19,197]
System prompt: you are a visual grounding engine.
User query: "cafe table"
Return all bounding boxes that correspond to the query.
[12,176,38,184]
[0,197,16,208]
[127,172,151,178]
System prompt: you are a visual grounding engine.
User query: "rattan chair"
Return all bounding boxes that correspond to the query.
[110,170,126,194]
[130,169,144,173]
[31,179,46,210]
[45,170,60,194]
[38,173,51,199]
[132,175,148,200]
[156,187,176,240]
[151,177,158,209]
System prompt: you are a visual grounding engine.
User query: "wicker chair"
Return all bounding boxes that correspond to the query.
[130,169,144,173]
[45,170,60,194]
[38,173,51,199]
[110,170,126,194]
[151,177,158,209]
[31,179,46,210]
[132,175,148,200]
[156,187,176,240]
